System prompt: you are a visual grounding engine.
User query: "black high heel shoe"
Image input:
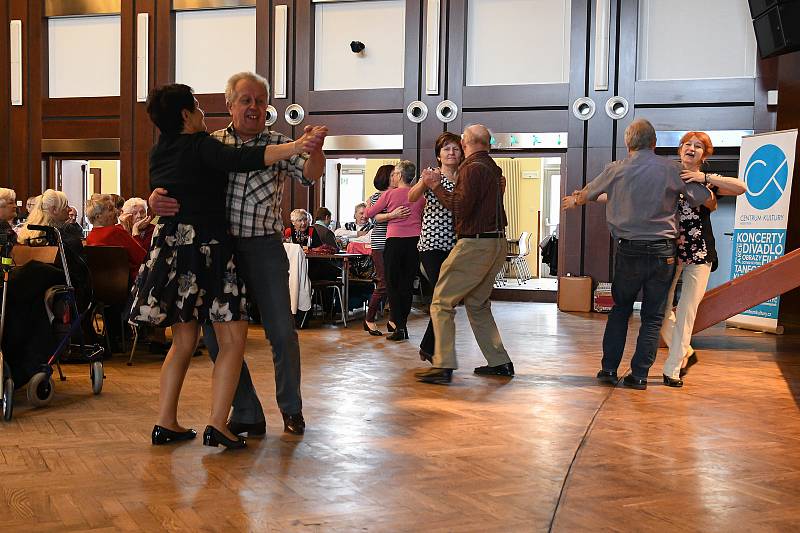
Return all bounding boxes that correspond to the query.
[363,321,383,336]
[386,328,408,341]
[662,375,684,388]
[679,352,698,378]
[152,425,197,445]
[203,425,247,449]
[387,321,396,333]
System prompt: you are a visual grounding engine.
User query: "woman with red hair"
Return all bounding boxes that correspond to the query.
[660,131,745,387]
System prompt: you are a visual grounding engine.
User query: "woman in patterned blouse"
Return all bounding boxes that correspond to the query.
[660,131,745,387]
[407,132,464,362]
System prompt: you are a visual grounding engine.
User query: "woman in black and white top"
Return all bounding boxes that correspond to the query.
[407,132,463,361]
[363,165,407,335]
[660,131,745,387]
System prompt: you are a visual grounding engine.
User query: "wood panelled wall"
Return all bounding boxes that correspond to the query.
[776,51,800,325]
[0,0,287,207]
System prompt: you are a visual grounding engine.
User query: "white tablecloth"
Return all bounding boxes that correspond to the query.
[283,243,311,313]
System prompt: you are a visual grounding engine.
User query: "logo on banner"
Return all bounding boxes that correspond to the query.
[744,144,789,210]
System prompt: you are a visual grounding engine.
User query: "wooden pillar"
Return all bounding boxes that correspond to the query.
[776,51,800,325]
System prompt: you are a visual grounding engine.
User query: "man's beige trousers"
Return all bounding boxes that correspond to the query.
[431,237,511,369]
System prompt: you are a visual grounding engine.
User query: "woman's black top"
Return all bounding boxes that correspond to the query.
[0,220,16,250]
[676,185,718,270]
[149,132,266,227]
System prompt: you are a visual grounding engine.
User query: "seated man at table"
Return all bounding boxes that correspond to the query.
[335,202,374,242]
[312,207,339,249]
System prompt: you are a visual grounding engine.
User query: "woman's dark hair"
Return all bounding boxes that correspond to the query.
[373,164,394,191]
[146,84,196,135]
[314,207,332,221]
[434,132,462,166]
[110,193,125,211]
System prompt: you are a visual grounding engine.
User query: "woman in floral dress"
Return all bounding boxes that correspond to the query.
[131,84,323,448]
[659,132,745,387]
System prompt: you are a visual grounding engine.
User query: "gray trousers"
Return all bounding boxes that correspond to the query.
[203,234,302,424]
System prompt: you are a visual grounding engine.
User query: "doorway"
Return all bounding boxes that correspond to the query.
[492,156,562,291]
[46,158,120,226]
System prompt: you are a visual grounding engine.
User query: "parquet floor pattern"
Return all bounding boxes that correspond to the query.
[1,302,799,532]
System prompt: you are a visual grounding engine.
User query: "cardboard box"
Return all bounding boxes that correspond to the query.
[557,275,593,312]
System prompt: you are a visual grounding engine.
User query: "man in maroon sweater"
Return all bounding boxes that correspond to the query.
[415,125,514,384]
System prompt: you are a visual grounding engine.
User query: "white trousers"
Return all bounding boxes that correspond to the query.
[660,262,712,379]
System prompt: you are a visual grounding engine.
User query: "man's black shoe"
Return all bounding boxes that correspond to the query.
[228,420,266,437]
[416,368,453,384]
[282,412,305,435]
[596,369,618,383]
[474,362,515,376]
[621,374,647,390]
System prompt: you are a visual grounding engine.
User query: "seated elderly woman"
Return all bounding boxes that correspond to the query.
[85,194,147,283]
[0,187,18,247]
[18,189,83,258]
[283,208,321,248]
[119,197,155,249]
[109,194,125,220]
[16,190,90,317]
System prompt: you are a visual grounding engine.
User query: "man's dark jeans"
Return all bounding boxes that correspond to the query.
[203,234,302,425]
[601,239,677,379]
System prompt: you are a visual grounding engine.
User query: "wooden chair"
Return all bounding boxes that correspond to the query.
[83,246,131,357]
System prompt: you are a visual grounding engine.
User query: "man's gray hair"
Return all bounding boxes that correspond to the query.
[225,72,270,105]
[624,119,657,151]
[465,124,492,149]
[394,160,417,185]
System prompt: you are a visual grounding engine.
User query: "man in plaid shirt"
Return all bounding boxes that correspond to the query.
[150,72,327,436]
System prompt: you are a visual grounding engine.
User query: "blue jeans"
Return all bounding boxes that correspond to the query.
[601,239,677,379]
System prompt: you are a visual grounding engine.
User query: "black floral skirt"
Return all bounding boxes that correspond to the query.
[128,220,248,327]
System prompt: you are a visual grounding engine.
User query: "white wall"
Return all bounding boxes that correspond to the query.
[466,0,571,86]
[175,8,256,94]
[637,0,756,80]
[48,16,121,98]
[314,0,405,91]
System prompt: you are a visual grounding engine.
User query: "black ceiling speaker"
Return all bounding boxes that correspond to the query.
[748,0,800,58]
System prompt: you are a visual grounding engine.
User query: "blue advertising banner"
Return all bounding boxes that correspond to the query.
[728,129,797,333]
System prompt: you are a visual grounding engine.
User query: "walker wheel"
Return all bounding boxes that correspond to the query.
[90,361,104,395]
[2,377,13,421]
[27,372,54,407]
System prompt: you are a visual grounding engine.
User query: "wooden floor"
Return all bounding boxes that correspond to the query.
[2,303,799,532]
